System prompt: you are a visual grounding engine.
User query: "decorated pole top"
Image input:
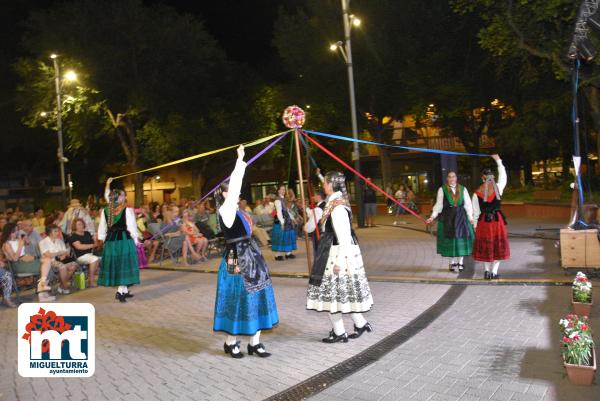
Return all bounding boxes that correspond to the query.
[282,105,305,129]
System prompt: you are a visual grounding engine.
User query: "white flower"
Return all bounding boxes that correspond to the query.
[569,331,580,338]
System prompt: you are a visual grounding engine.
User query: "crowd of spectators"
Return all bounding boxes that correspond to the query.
[0,186,308,307]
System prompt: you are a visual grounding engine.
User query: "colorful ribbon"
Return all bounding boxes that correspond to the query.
[148,131,290,240]
[304,129,489,157]
[301,131,426,222]
[111,130,292,179]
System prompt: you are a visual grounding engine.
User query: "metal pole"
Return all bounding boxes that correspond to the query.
[341,0,364,227]
[570,59,586,228]
[52,56,67,205]
[294,129,312,274]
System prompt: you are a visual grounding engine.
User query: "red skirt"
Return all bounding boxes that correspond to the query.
[473,214,510,262]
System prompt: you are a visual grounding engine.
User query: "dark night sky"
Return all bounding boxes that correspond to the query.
[146,0,297,68]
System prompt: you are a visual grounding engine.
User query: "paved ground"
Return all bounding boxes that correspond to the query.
[311,285,600,401]
[1,216,598,401]
[150,216,568,282]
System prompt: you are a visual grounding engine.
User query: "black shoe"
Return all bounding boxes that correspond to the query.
[348,322,373,339]
[224,342,244,359]
[458,264,464,272]
[491,273,499,280]
[322,330,349,343]
[484,271,491,280]
[449,263,457,272]
[275,256,285,261]
[285,254,296,259]
[115,292,127,303]
[247,343,271,358]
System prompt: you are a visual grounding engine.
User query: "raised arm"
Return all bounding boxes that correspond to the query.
[104,177,113,203]
[492,154,507,195]
[219,146,247,228]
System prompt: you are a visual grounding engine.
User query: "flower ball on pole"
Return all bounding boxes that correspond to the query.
[282,105,306,129]
[282,105,311,274]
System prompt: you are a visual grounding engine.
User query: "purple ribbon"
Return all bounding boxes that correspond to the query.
[148,132,290,240]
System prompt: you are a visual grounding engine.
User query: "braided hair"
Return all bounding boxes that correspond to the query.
[481,168,501,200]
[324,171,351,206]
[107,189,125,227]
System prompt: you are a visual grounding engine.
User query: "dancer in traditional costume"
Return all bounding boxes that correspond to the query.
[472,154,510,280]
[304,188,326,254]
[307,171,373,343]
[426,171,474,272]
[97,178,140,302]
[214,145,279,358]
[271,185,297,261]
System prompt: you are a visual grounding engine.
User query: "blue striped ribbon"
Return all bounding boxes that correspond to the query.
[303,129,489,157]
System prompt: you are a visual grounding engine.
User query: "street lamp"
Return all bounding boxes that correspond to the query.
[330,0,365,227]
[49,53,77,205]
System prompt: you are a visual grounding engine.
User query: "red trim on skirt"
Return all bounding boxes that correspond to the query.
[473,213,510,262]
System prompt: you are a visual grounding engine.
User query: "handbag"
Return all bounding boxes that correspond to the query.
[74,271,86,290]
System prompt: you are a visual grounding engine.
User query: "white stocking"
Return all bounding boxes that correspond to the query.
[450,257,456,265]
[483,262,491,272]
[492,260,500,275]
[351,313,367,329]
[250,331,261,346]
[329,313,345,335]
[117,285,128,294]
[457,257,464,265]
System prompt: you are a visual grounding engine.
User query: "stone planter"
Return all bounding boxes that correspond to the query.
[572,293,592,317]
[564,346,596,386]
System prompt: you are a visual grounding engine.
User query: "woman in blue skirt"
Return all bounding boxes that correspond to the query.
[98,178,140,302]
[271,184,297,261]
[214,145,279,358]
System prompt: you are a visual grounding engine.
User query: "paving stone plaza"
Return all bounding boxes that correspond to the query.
[1,216,598,401]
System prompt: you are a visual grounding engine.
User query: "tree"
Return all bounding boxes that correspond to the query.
[16,0,268,205]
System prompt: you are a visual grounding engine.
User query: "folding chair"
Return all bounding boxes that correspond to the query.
[8,261,39,304]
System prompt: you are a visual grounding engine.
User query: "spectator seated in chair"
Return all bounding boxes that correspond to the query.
[1,222,54,301]
[32,208,46,235]
[18,219,42,258]
[181,209,208,264]
[137,206,159,264]
[39,224,78,296]
[62,198,96,236]
[68,218,100,288]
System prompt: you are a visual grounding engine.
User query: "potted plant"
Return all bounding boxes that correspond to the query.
[559,314,596,385]
[572,272,592,317]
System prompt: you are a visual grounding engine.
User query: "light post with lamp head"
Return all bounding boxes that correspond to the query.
[329,0,364,227]
[50,53,77,205]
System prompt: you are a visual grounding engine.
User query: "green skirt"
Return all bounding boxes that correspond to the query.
[436,221,474,257]
[98,233,140,287]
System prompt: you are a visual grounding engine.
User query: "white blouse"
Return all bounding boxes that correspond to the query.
[218,159,247,229]
[322,191,355,266]
[274,199,285,226]
[97,207,140,245]
[430,185,473,221]
[472,159,507,222]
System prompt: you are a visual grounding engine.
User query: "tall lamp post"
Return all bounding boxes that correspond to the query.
[50,54,77,205]
[331,0,365,227]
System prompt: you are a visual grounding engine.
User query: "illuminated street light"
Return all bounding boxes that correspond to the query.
[306,105,311,109]
[50,53,58,59]
[329,43,338,51]
[350,15,361,27]
[40,111,48,117]
[64,70,78,82]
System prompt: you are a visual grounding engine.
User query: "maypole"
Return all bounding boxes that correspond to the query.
[283,105,312,275]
